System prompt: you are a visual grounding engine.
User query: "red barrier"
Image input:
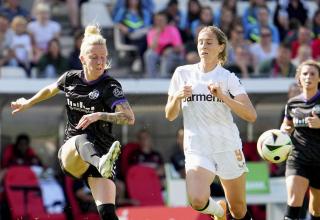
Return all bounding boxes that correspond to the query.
[117,206,211,220]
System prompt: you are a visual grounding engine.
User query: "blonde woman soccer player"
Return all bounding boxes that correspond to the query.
[11,25,135,220]
[165,26,257,220]
[281,60,320,220]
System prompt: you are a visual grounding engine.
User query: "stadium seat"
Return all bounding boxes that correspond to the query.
[64,176,100,220]
[113,26,138,58]
[119,142,140,179]
[243,141,260,161]
[4,166,66,220]
[80,1,113,29]
[0,66,27,79]
[126,165,164,206]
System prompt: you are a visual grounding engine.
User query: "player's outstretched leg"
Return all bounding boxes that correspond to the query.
[98,141,121,178]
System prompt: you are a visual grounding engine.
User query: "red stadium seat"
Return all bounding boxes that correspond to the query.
[243,141,260,161]
[4,166,66,220]
[64,176,100,220]
[120,142,140,178]
[126,165,164,206]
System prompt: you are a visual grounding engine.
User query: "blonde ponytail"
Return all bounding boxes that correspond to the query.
[80,25,111,69]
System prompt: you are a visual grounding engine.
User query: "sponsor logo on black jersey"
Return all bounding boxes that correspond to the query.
[67,98,95,113]
[183,93,223,102]
[112,86,124,98]
[88,89,100,100]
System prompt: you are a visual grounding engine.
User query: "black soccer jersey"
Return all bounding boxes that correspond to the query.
[285,91,320,164]
[57,70,127,148]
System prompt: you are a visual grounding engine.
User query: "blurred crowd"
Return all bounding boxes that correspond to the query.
[0,0,319,78]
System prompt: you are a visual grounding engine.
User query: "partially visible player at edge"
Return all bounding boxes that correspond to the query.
[165,25,257,220]
[281,60,320,220]
[10,25,135,220]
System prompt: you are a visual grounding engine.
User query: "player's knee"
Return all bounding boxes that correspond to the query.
[228,201,247,219]
[189,194,209,210]
[97,204,118,220]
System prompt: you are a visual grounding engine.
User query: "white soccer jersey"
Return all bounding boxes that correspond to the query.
[168,64,246,155]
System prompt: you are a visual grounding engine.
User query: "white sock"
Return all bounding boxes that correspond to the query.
[198,197,224,217]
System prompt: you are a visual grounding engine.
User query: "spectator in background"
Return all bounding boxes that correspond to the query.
[164,0,183,28]
[170,128,185,178]
[9,16,33,77]
[225,45,254,78]
[227,21,250,65]
[1,134,42,168]
[216,8,235,39]
[214,0,237,27]
[312,9,320,39]
[291,26,320,60]
[246,5,280,43]
[31,0,79,31]
[242,0,267,32]
[283,18,301,45]
[259,43,296,78]
[0,0,30,21]
[249,26,278,73]
[68,29,84,70]
[184,27,200,64]
[292,44,312,67]
[37,39,68,78]
[144,11,184,78]
[112,0,154,19]
[286,0,308,26]
[190,6,214,39]
[273,2,290,42]
[179,0,201,42]
[0,13,13,67]
[129,129,165,187]
[27,2,61,63]
[113,0,151,72]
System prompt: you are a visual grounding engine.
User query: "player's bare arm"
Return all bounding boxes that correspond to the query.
[76,101,135,129]
[165,85,192,121]
[209,83,256,122]
[11,81,60,115]
[280,118,294,134]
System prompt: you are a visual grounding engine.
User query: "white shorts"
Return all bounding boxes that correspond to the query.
[185,149,249,180]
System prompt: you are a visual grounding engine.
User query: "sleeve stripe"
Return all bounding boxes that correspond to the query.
[111,99,127,110]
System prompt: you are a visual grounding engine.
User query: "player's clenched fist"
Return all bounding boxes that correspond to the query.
[208,82,223,99]
[175,84,192,100]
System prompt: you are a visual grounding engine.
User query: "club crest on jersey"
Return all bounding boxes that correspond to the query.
[88,89,99,99]
[112,86,124,98]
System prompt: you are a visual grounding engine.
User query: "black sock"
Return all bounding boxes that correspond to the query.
[284,205,301,220]
[75,134,100,168]
[311,215,320,220]
[97,204,118,220]
[232,210,252,220]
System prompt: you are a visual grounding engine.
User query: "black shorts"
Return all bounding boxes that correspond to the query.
[57,135,116,183]
[286,157,320,189]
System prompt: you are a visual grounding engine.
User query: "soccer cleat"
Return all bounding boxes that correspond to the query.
[212,200,227,220]
[98,141,121,178]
